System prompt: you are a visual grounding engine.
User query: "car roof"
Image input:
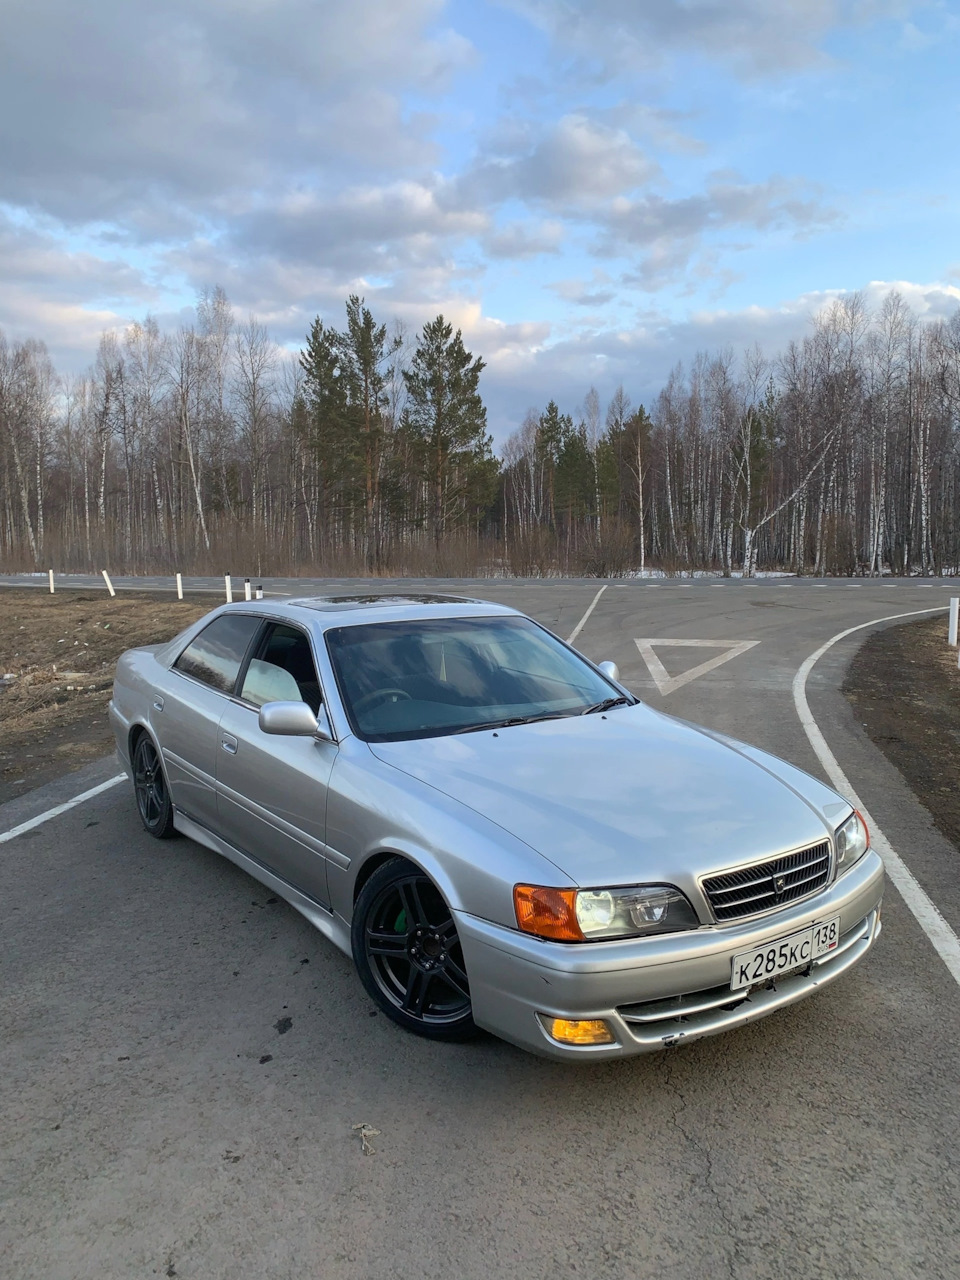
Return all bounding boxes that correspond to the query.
[227,593,522,631]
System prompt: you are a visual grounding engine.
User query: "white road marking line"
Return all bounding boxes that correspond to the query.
[635,638,760,695]
[0,775,126,845]
[792,606,960,987]
[566,585,607,644]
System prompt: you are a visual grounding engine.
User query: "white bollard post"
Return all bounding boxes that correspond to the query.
[48,569,55,594]
[255,584,264,600]
[176,572,184,601]
[101,569,116,597]
[224,573,233,603]
[949,597,959,647]
[244,577,252,601]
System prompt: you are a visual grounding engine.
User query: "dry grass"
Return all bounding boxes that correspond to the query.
[844,614,960,850]
[0,590,219,804]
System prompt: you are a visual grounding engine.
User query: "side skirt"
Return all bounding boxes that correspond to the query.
[173,809,353,958]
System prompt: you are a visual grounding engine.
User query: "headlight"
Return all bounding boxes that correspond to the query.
[576,885,699,938]
[514,883,699,942]
[835,810,869,872]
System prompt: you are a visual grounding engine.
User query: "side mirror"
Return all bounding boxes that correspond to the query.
[258,700,321,736]
[597,660,620,683]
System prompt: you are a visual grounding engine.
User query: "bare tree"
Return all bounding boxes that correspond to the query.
[233,316,277,570]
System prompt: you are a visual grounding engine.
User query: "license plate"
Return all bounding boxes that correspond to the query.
[730,916,840,990]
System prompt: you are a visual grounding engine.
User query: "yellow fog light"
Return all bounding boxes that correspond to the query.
[542,1017,615,1046]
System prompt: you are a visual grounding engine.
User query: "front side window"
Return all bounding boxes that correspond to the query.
[173,613,262,693]
[239,622,322,712]
[325,616,625,742]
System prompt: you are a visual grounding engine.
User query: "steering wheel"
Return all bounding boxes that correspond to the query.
[353,687,413,713]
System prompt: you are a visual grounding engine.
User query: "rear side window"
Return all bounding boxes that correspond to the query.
[174,614,262,693]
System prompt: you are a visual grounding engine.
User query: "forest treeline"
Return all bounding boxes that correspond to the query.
[1,286,958,578]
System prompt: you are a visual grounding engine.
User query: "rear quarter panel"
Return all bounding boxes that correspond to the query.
[110,646,168,769]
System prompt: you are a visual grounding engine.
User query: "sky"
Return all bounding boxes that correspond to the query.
[1,0,959,442]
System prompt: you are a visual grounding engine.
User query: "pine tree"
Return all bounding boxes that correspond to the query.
[403,316,492,543]
[338,296,399,568]
[298,317,348,549]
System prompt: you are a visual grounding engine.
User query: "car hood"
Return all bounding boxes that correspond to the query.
[369,704,846,888]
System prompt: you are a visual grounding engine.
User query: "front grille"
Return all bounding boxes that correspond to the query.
[702,841,831,921]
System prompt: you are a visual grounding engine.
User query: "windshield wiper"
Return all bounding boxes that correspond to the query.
[451,711,574,735]
[580,695,633,715]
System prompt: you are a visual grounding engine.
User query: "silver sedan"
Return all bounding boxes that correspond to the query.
[109,594,883,1060]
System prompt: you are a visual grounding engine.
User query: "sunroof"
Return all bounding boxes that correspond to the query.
[289,594,478,612]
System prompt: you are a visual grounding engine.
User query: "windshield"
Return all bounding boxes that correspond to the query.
[325,615,627,742]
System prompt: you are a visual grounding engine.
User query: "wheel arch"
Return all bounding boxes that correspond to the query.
[127,720,169,783]
[128,719,156,760]
[353,850,402,905]
[351,844,462,914]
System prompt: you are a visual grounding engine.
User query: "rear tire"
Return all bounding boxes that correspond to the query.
[132,733,177,839]
[352,857,477,1041]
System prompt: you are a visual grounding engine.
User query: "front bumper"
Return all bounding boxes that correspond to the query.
[456,849,884,1060]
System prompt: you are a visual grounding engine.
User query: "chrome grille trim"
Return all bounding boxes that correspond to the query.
[702,840,831,921]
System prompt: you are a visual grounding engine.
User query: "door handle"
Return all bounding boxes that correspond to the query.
[221,734,238,755]
[153,697,164,712]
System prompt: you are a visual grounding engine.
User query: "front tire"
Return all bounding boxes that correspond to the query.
[352,857,476,1041]
[132,733,176,839]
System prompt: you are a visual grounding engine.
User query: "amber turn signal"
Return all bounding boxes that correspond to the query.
[514,884,583,941]
[856,808,870,846]
[542,1017,616,1046]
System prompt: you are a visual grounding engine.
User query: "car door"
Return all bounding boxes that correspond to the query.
[215,620,337,907]
[160,612,263,830]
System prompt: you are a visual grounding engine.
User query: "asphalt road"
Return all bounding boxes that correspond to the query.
[3,576,960,1280]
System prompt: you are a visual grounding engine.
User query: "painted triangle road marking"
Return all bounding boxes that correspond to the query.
[634,638,761,696]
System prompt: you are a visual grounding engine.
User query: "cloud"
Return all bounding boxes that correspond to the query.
[603,176,840,288]
[459,114,657,210]
[900,20,934,48]
[0,214,153,304]
[499,0,918,78]
[0,211,160,357]
[0,0,472,225]
[548,272,617,307]
[228,180,489,274]
[198,140,821,327]
[482,220,565,259]
[588,103,707,156]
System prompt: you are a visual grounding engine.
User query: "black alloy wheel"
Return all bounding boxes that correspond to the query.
[352,857,476,1040]
[132,733,176,839]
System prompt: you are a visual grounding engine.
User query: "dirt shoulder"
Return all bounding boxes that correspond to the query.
[843,613,960,851]
[0,590,220,805]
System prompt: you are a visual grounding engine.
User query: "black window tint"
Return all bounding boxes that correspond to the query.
[174,614,262,693]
